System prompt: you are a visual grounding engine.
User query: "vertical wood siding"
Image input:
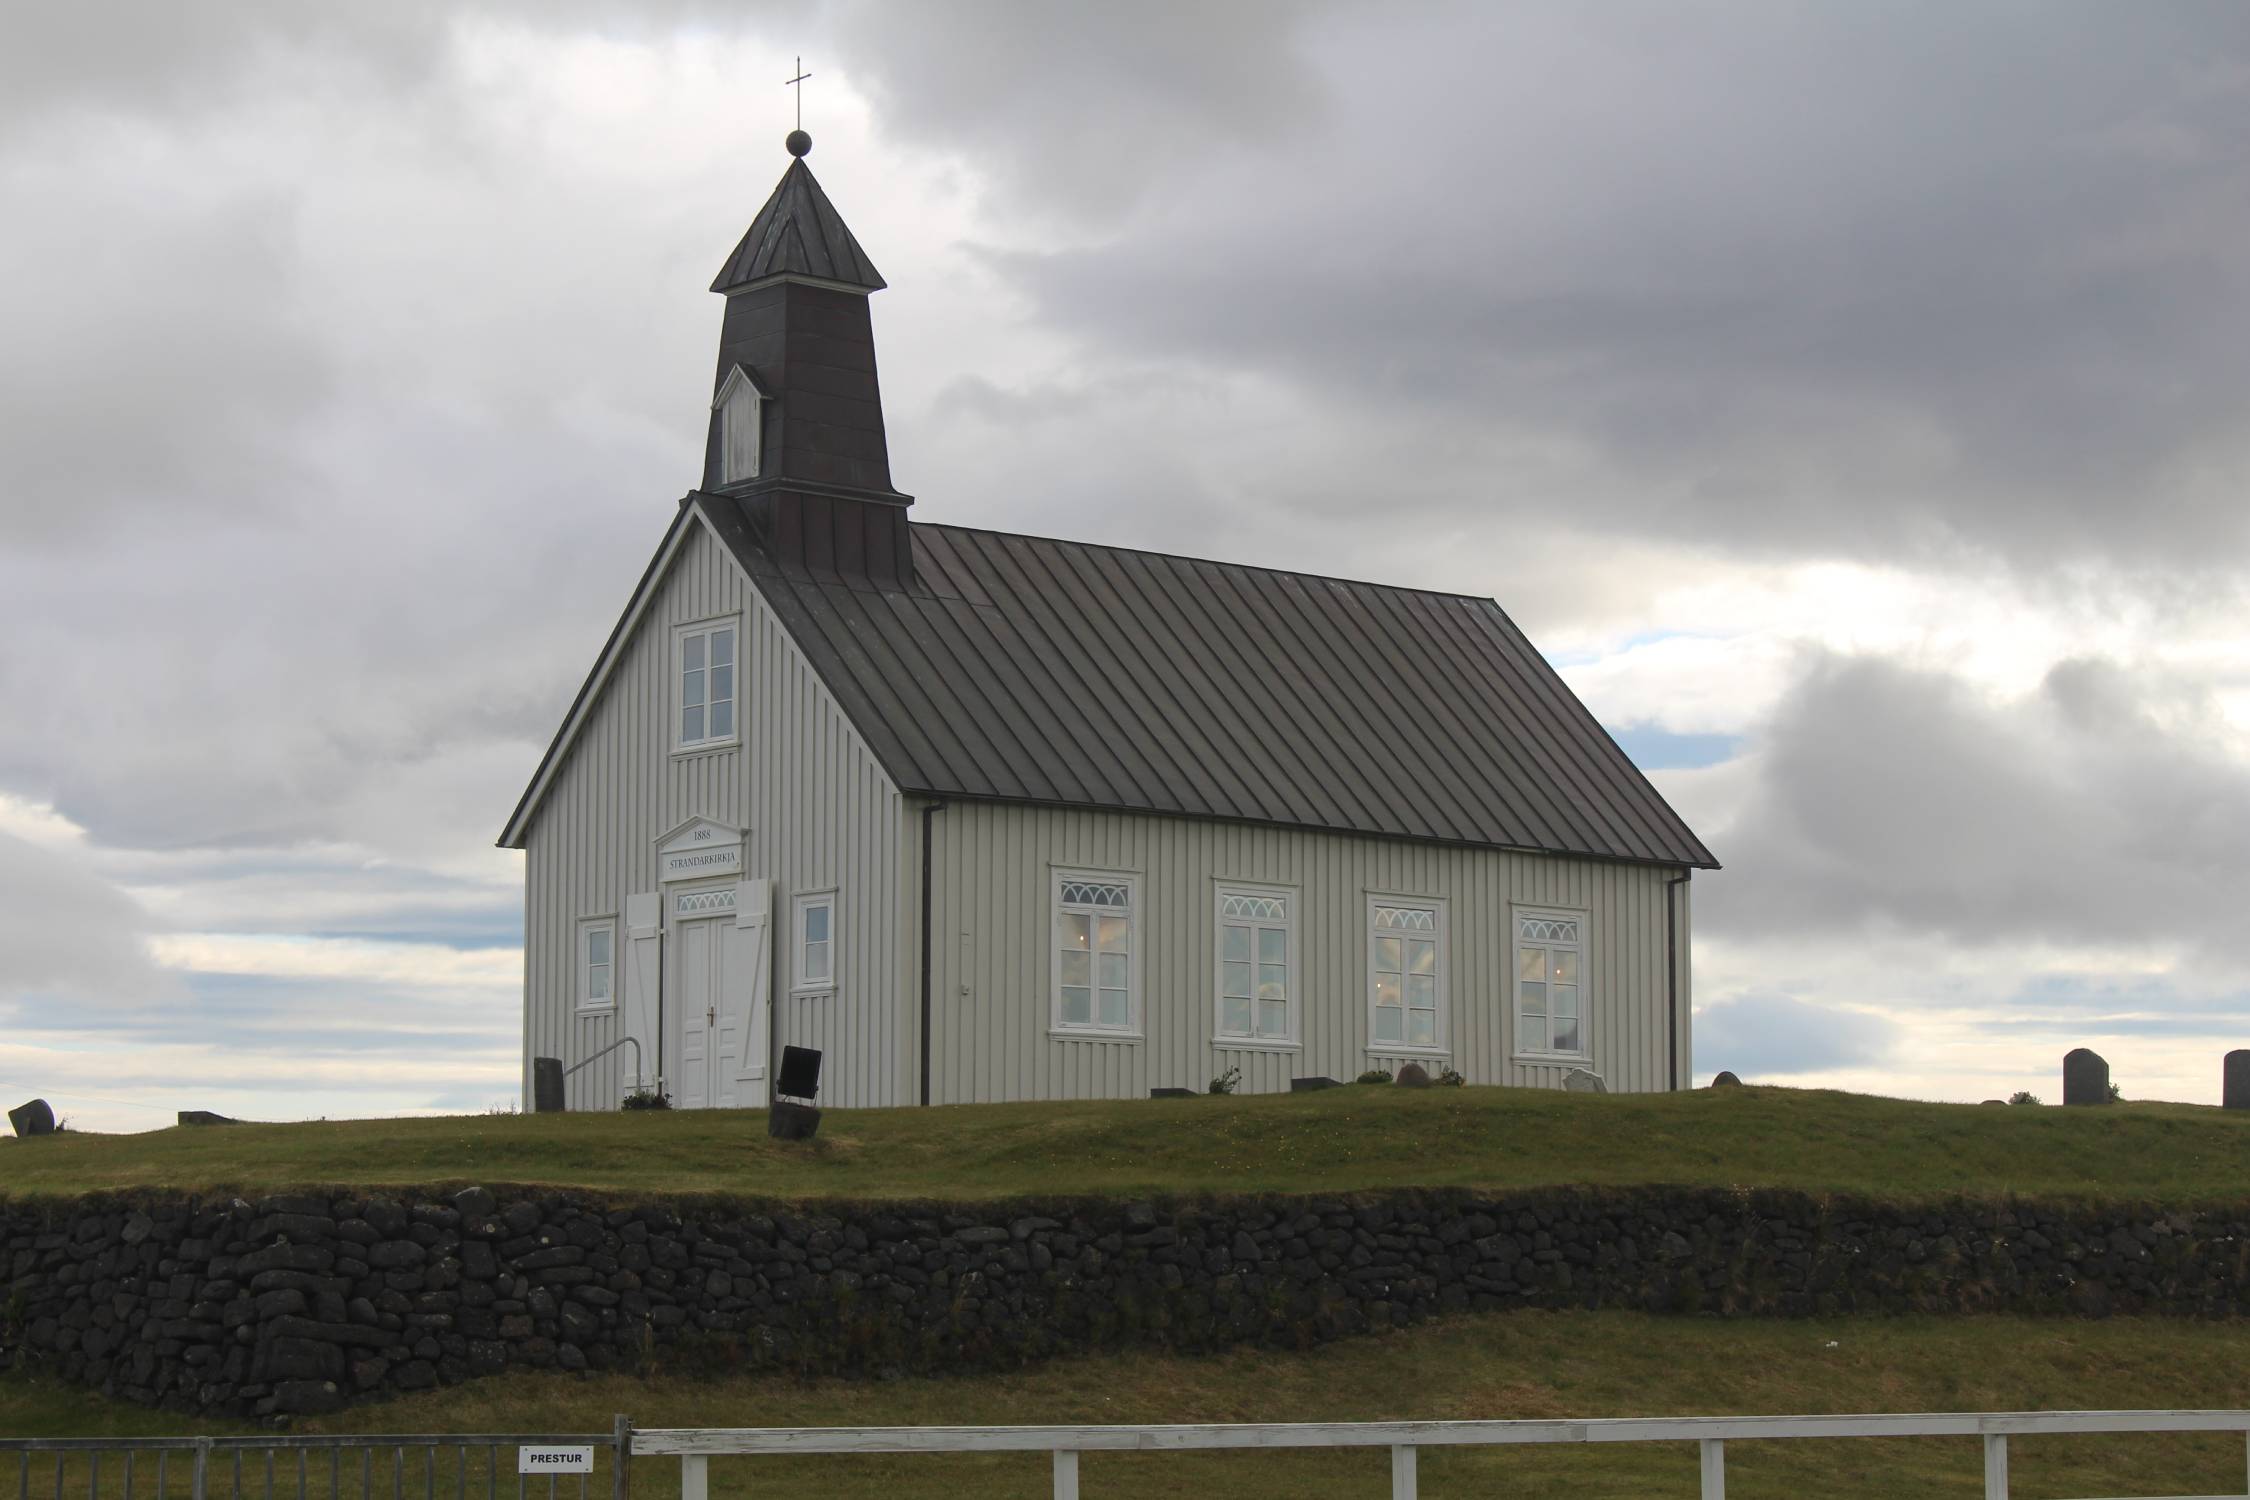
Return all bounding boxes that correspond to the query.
[924,803,1690,1102]
[521,520,907,1110]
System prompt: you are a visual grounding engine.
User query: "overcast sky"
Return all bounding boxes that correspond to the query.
[5,1,2248,1131]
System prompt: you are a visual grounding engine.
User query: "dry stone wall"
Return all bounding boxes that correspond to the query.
[3,1186,2247,1420]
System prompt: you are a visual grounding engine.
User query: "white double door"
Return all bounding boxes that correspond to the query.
[665,878,771,1110]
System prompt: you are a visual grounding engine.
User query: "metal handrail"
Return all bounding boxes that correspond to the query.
[561,1035,644,1088]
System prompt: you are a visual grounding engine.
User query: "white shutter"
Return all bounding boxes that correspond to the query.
[620,892,661,1090]
[734,879,772,1084]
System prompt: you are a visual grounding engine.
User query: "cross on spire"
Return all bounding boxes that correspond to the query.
[786,56,810,131]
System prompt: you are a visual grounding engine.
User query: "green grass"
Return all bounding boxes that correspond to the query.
[9,1313,2250,1497]
[4,1085,2247,1206]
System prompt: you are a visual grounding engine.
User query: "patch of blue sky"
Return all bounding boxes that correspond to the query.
[1606,723,1744,771]
[1545,628,1705,669]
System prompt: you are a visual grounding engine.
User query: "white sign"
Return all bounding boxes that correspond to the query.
[658,818,744,882]
[661,843,741,881]
[517,1448,593,1476]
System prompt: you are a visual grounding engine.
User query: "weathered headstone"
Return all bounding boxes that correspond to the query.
[531,1057,565,1113]
[1709,1070,1741,1088]
[177,1110,236,1127]
[1289,1076,1340,1092]
[2224,1050,2250,1111]
[2063,1048,2110,1106]
[1395,1061,1433,1088]
[8,1098,54,1137]
[766,1101,821,1141]
[1562,1067,1608,1094]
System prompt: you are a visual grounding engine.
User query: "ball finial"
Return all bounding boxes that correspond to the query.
[785,129,812,158]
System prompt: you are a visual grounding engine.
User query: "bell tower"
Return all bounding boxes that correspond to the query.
[702,131,912,584]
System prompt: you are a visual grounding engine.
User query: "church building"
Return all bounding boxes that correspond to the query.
[498,135,1718,1112]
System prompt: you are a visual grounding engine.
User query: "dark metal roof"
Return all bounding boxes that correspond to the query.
[699,496,1718,869]
[710,159,886,294]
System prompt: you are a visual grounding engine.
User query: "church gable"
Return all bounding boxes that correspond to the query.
[498,506,897,849]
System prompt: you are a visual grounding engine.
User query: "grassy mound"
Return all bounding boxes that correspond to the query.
[4,1085,2245,1205]
[9,1312,2250,1497]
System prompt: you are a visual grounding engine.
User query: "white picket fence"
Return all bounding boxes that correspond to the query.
[641,1410,2250,1499]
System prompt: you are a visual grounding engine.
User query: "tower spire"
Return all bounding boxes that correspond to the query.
[700,135,910,582]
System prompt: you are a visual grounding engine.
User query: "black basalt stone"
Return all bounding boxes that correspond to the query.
[2225,1050,2250,1111]
[1709,1071,1742,1088]
[2064,1048,2111,1106]
[1289,1076,1340,1092]
[8,1098,55,1137]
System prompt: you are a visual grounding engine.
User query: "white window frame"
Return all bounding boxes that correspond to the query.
[1513,904,1591,1063]
[1212,881,1299,1051]
[577,916,617,1014]
[1049,867,1142,1040]
[714,365,763,485]
[673,615,741,754]
[1366,893,1448,1056]
[792,888,837,995]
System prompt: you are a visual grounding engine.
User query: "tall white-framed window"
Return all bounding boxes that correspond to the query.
[1515,907,1589,1060]
[715,365,762,484]
[577,917,616,1013]
[1051,869,1139,1037]
[674,617,739,752]
[792,889,836,994]
[1367,895,1447,1052]
[1214,883,1296,1047]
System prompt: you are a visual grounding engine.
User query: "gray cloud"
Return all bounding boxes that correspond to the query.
[1694,991,1898,1079]
[1702,652,2250,958]
[0,832,171,1005]
[898,2,2250,574]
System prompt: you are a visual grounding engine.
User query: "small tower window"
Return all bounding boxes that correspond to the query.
[715,365,763,484]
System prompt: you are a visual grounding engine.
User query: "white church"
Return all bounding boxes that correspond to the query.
[498,134,1717,1112]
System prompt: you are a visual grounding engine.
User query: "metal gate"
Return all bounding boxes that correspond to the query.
[1,1420,629,1500]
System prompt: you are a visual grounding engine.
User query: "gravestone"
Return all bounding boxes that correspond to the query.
[1562,1067,1608,1094]
[176,1110,237,1127]
[767,1101,821,1141]
[8,1098,54,1137]
[1395,1062,1433,1088]
[1289,1076,1340,1092]
[1709,1070,1741,1088]
[2063,1048,2110,1106]
[2225,1050,2250,1111]
[531,1057,565,1113]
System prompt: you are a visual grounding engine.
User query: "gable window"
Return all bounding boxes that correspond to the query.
[1516,908,1588,1059]
[1052,870,1138,1036]
[793,890,836,993]
[716,366,762,484]
[1215,884,1295,1046]
[676,618,738,751]
[578,918,615,1012]
[1368,897,1446,1052]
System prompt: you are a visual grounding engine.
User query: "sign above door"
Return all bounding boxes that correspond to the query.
[657,816,744,882]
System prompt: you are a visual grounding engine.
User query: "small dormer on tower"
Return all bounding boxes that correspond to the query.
[712,364,770,485]
[702,132,912,585]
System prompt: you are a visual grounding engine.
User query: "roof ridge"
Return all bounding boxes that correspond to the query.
[908,521,1508,609]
